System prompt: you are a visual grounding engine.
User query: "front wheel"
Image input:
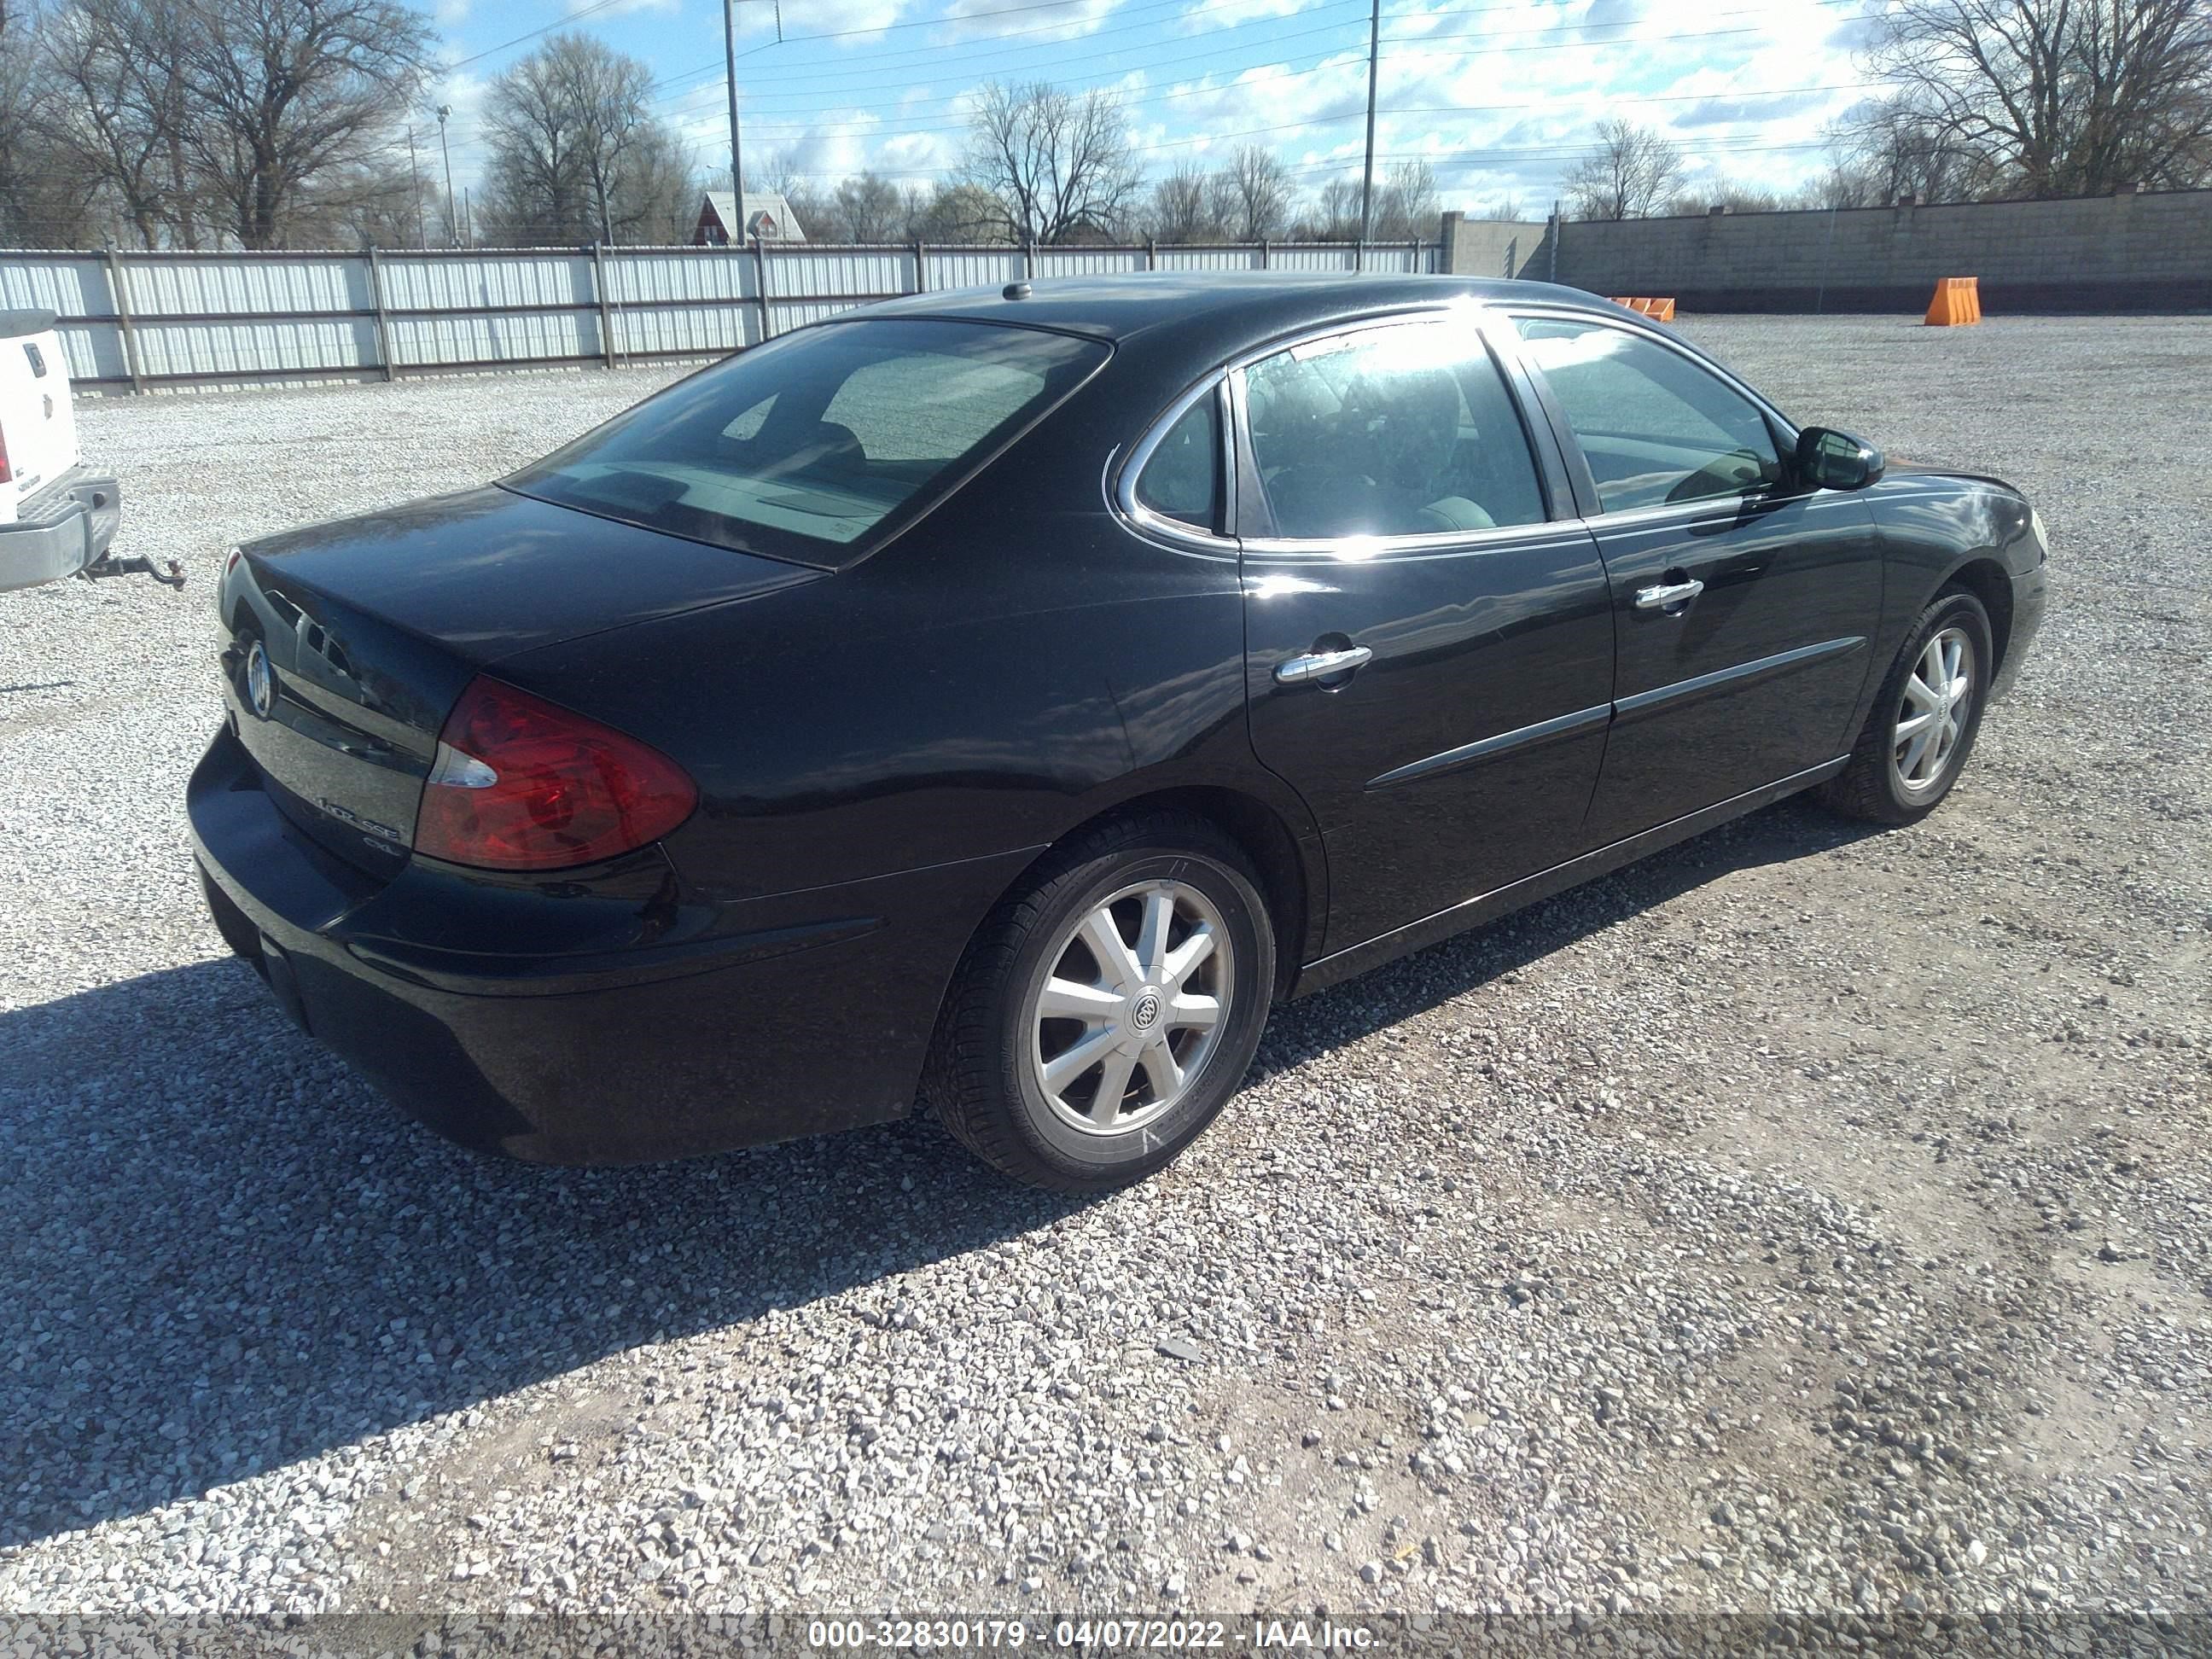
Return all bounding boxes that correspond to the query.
[1820,587,1994,824]
[928,812,1275,1191]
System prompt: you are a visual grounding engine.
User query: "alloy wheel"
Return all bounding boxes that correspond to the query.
[1892,625,1975,795]
[1024,879,1234,1137]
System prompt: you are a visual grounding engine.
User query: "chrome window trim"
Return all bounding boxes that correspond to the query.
[1112,373,1237,551]
[1238,521,1598,561]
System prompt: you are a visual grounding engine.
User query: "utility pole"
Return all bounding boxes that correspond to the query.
[1358,0,1381,247]
[406,125,425,247]
[723,0,745,242]
[436,106,457,247]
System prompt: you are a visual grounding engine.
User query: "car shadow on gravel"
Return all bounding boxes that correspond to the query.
[0,797,1875,1551]
[1252,796,1887,1079]
[0,958,1085,1550]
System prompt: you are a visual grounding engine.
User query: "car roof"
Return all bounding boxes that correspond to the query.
[857,272,1619,354]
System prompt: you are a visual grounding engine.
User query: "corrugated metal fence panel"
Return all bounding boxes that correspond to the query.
[379,250,594,314]
[116,255,375,377]
[1266,244,1358,271]
[1156,246,1266,271]
[0,253,122,381]
[608,247,758,358]
[1,242,1440,390]
[1030,248,1147,277]
[133,315,378,380]
[771,247,909,300]
[392,306,600,369]
[924,248,1024,290]
[375,250,595,367]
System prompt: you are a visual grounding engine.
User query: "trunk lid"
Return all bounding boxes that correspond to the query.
[220,486,820,875]
[0,311,79,522]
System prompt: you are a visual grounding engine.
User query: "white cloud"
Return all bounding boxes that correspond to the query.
[1167,0,1302,32]
[940,0,1125,42]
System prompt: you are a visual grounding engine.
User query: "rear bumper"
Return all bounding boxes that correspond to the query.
[188,723,1034,1165]
[0,469,120,593]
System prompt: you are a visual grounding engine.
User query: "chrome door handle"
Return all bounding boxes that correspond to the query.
[1634,579,1704,611]
[1274,645,1373,685]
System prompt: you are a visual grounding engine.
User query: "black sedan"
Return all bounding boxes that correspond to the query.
[191,275,2048,1190]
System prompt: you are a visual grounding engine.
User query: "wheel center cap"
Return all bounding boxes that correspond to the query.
[1129,987,1162,1033]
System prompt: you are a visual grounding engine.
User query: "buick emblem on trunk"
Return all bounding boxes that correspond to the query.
[244,640,274,719]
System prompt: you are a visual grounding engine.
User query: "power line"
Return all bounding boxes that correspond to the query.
[649,0,1872,119]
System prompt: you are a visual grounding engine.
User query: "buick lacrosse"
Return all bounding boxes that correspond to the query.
[192,275,2047,1190]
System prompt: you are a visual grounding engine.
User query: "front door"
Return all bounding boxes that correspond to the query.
[1509,313,1886,845]
[1235,315,1615,954]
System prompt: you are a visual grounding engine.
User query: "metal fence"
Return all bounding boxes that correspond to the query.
[0,240,1440,395]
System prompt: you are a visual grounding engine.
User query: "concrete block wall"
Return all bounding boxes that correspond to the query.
[1441,189,2212,312]
[1439,213,1553,282]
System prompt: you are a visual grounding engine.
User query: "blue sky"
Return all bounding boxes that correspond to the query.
[423,0,1887,220]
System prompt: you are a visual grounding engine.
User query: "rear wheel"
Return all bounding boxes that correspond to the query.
[928,812,1275,1191]
[1821,587,1994,824]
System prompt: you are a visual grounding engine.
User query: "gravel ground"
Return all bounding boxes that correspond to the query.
[1,317,2207,1624]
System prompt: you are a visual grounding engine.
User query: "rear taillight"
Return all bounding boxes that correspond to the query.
[413,676,696,871]
[0,421,12,486]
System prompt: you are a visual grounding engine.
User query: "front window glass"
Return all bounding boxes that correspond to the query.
[1512,317,1781,512]
[1243,322,1548,539]
[507,319,1107,565]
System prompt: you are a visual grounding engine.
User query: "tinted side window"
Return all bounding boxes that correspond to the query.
[1243,323,1547,539]
[1133,390,1220,530]
[1513,317,1780,513]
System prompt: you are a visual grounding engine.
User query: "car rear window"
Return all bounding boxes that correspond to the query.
[504,318,1107,567]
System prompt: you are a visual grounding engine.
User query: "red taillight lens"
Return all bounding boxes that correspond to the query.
[413,677,696,871]
[0,421,12,486]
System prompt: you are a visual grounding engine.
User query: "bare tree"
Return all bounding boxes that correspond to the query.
[834,171,905,242]
[1867,0,2212,195]
[1668,179,1782,214]
[1370,157,1438,240]
[38,0,209,246]
[963,79,1141,245]
[3,0,111,246]
[1561,119,1685,219]
[1301,177,1363,240]
[908,181,1011,243]
[1146,161,1217,242]
[171,0,435,248]
[755,146,834,242]
[1207,145,1293,241]
[1821,97,1988,205]
[483,35,687,246]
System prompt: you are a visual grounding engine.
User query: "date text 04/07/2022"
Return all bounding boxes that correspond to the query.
[803,1618,1377,1650]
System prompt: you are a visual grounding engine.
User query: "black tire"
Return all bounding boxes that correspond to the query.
[1820,585,1994,825]
[927,810,1276,1192]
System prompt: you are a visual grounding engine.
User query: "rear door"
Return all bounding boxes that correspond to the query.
[1233,311,1615,953]
[0,322,78,516]
[1507,311,1885,845]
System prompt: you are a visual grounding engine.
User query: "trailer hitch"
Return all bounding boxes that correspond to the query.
[82,553,186,591]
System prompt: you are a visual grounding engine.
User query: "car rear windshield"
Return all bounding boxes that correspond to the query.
[504,318,1108,567]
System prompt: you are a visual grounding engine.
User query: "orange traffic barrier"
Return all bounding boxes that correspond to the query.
[1924,276,1982,326]
[1608,295,1677,321]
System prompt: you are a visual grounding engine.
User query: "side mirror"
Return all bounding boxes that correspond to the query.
[1795,426,1884,492]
